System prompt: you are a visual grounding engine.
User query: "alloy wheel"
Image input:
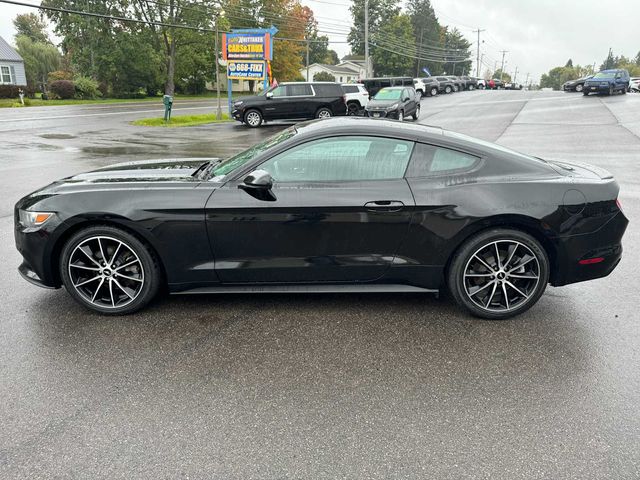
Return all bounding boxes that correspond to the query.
[317,109,332,119]
[462,240,540,313]
[576,84,583,92]
[68,236,145,309]
[398,110,404,122]
[245,111,261,127]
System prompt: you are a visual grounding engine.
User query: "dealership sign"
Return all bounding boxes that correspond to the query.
[227,60,265,80]
[222,32,273,61]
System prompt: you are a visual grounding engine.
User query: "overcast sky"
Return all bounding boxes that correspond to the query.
[1,0,638,83]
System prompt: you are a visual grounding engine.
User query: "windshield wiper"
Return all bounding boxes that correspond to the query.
[191,161,211,178]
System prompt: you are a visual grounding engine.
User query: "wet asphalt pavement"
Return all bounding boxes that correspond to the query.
[1,91,639,479]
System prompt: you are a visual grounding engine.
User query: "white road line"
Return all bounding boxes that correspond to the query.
[0,105,220,123]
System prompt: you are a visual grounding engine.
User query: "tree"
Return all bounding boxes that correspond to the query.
[600,49,615,70]
[565,58,573,68]
[13,13,51,44]
[371,14,414,76]
[348,0,401,55]
[15,35,61,90]
[406,0,441,76]
[440,27,472,75]
[313,71,335,81]
[492,69,512,83]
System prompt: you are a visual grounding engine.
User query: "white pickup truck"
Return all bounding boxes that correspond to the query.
[342,83,370,115]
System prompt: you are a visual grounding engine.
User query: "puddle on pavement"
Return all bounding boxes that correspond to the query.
[39,133,77,139]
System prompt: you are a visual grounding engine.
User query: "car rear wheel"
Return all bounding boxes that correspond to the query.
[445,86,452,94]
[347,102,360,115]
[397,110,404,122]
[244,109,263,128]
[575,84,583,92]
[60,226,162,315]
[430,87,438,96]
[447,228,549,320]
[316,107,332,119]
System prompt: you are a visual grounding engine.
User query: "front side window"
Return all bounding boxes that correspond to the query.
[259,136,414,183]
[0,66,11,84]
[269,85,287,97]
[406,143,480,177]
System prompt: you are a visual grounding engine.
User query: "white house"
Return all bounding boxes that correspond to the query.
[300,56,370,83]
[0,35,27,86]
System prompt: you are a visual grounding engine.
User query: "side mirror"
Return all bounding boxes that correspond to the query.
[402,96,410,102]
[238,169,276,201]
[266,92,273,99]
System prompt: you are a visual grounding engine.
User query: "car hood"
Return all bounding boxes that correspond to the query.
[367,99,401,109]
[235,94,265,105]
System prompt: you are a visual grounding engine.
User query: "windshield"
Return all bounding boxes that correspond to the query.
[593,72,615,79]
[208,127,297,180]
[374,88,402,100]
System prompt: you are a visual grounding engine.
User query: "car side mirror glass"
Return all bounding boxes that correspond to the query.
[238,169,276,201]
[266,92,273,99]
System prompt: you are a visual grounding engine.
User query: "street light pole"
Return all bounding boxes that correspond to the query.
[474,28,485,78]
[215,13,222,120]
[364,0,370,77]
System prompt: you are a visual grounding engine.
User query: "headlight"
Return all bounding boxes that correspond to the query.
[386,103,398,111]
[234,101,244,107]
[19,210,54,228]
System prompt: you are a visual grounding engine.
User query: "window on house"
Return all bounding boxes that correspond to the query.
[0,66,12,84]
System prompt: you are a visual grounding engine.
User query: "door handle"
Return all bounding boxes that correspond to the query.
[364,200,405,212]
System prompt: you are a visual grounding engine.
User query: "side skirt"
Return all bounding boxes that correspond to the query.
[174,284,440,296]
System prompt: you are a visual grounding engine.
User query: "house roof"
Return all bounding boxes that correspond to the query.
[342,55,365,61]
[313,63,360,75]
[0,35,23,62]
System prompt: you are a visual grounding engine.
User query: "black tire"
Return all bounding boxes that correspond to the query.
[445,85,452,94]
[468,84,475,91]
[244,109,263,128]
[621,87,626,95]
[447,228,549,320]
[583,91,589,96]
[608,85,614,96]
[397,110,404,122]
[416,90,423,99]
[575,84,583,92]
[347,102,360,116]
[60,225,162,315]
[430,87,438,96]
[315,107,332,119]
[412,105,420,120]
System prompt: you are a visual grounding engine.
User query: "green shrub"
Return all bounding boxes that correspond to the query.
[313,71,336,82]
[49,80,75,99]
[74,76,101,99]
[48,70,73,83]
[0,84,26,98]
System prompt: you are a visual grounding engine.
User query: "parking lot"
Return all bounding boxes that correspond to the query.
[1,90,639,478]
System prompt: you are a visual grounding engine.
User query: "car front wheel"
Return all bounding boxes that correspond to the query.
[430,87,438,96]
[575,84,583,92]
[447,228,549,320]
[244,109,263,128]
[60,225,162,315]
[412,105,420,120]
[445,86,452,94]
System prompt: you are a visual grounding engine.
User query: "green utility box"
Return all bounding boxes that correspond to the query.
[163,95,173,121]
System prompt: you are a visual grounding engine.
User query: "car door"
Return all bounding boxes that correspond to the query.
[287,83,314,118]
[264,85,297,119]
[206,135,416,284]
[402,88,416,115]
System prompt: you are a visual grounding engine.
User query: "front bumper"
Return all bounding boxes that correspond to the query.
[232,108,244,122]
[584,83,610,93]
[551,211,628,286]
[365,109,398,119]
[14,210,61,289]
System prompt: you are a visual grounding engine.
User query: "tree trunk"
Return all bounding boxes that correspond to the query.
[165,36,176,95]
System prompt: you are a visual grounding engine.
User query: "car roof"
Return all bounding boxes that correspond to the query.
[294,117,443,140]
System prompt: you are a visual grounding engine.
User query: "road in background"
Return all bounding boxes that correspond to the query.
[1,90,639,479]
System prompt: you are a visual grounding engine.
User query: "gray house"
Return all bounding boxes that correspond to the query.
[0,35,27,86]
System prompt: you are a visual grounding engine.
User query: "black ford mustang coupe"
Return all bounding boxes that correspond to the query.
[15,118,627,319]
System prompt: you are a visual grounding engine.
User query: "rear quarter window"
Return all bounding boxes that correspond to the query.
[342,85,359,93]
[406,143,480,177]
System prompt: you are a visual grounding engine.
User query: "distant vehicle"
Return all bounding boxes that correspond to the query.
[562,75,593,93]
[421,77,441,96]
[628,77,639,92]
[342,83,369,115]
[477,78,487,89]
[505,82,523,90]
[447,76,464,92]
[365,86,420,121]
[359,77,413,98]
[583,69,630,96]
[489,79,505,90]
[435,76,455,94]
[232,82,347,127]
[460,76,478,90]
[412,78,427,98]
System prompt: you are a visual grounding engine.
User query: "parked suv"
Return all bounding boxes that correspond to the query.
[583,69,630,96]
[460,76,478,90]
[342,83,369,115]
[435,76,455,94]
[447,76,464,92]
[365,86,419,121]
[232,82,347,127]
[420,77,440,96]
[359,77,413,98]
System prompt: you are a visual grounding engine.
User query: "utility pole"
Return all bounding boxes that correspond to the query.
[214,12,222,120]
[306,37,310,81]
[416,28,424,77]
[524,72,530,86]
[513,66,518,83]
[499,50,508,81]
[364,0,370,78]
[473,28,485,78]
